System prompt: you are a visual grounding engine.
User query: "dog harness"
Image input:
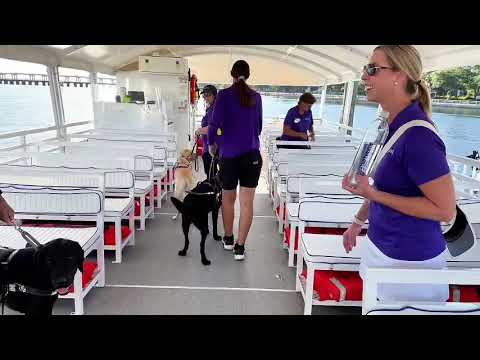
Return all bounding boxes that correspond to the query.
[0,225,58,312]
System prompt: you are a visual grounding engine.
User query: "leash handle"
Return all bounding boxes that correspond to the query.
[14,223,42,248]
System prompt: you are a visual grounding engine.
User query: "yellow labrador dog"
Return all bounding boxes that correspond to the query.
[172,149,196,220]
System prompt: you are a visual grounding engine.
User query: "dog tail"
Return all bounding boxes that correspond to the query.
[170,196,184,214]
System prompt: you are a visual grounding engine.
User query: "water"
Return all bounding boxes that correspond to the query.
[260,95,480,157]
[1,84,479,157]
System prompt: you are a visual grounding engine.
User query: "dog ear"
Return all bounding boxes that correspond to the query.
[170,197,184,214]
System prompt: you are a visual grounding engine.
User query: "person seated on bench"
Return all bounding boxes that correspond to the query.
[277,92,316,149]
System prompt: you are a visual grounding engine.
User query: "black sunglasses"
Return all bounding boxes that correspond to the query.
[362,64,394,76]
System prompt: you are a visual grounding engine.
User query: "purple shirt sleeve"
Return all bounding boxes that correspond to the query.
[403,127,451,186]
[283,108,295,127]
[208,91,224,143]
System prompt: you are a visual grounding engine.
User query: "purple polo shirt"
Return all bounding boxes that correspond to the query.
[368,100,450,261]
[200,104,214,147]
[280,106,313,141]
[208,85,263,159]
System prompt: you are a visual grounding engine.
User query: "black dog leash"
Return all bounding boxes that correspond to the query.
[191,135,199,172]
[14,224,42,248]
[185,152,220,197]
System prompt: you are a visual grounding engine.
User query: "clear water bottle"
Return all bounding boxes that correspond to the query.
[347,109,389,187]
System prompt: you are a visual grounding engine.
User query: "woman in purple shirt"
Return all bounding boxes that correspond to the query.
[279,92,316,142]
[195,85,217,179]
[208,60,263,261]
[342,45,456,302]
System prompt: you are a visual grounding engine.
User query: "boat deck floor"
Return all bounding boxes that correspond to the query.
[6,154,360,315]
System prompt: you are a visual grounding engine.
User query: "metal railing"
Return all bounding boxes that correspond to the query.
[0,121,93,153]
[0,73,116,86]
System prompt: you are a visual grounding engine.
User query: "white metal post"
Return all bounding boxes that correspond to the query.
[89,72,98,102]
[319,84,327,124]
[341,80,354,127]
[47,65,67,140]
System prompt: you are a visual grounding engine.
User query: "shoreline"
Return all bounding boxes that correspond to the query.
[260,92,480,115]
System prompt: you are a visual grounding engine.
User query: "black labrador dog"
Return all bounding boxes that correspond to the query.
[1,238,84,315]
[171,158,222,266]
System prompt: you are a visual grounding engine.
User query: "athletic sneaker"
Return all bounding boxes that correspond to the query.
[233,243,245,261]
[222,235,234,250]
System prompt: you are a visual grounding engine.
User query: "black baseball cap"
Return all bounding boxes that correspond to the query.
[201,85,217,96]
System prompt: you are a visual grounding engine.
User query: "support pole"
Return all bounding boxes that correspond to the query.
[47,65,66,140]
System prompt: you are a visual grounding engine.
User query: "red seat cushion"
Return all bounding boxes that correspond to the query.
[134,197,150,216]
[448,285,480,302]
[104,224,132,246]
[275,206,286,221]
[134,199,141,216]
[66,261,98,293]
[301,270,363,301]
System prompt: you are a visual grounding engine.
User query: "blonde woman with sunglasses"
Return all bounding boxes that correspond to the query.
[342,45,456,303]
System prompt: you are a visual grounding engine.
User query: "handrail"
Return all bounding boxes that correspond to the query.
[0,121,93,156]
[0,121,92,140]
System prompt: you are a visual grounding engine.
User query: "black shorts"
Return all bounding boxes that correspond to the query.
[219,150,263,190]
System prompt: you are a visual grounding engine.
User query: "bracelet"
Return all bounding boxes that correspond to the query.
[352,215,365,226]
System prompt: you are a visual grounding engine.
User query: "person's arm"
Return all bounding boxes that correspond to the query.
[195,127,208,136]
[354,199,370,223]
[342,129,456,223]
[208,93,224,155]
[373,175,455,222]
[309,120,315,141]
[282,125,308,140]
[281,109,308,140]
[0,193,15,224]
[208,93,223,145]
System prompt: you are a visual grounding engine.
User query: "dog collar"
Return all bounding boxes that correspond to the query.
[186,190,215,196]
[9,283,57,297]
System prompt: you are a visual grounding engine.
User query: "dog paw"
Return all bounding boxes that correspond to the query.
[178,250,187,256]
[202,258,211,266]
[213,234,222,241]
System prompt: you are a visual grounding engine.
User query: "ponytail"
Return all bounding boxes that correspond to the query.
[230,59,255,108]
[233,78,255,108]
[417,80,432,119]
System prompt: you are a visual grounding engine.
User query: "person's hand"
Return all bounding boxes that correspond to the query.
[195,129,200,137]
[0,196,15,225]
[343,223,363,253]
[301,133,309,141]
[208,144,217,157]
[309,133,315,142]
[342,174,376,200]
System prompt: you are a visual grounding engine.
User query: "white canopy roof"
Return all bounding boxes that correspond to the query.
[1,45,480,85]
